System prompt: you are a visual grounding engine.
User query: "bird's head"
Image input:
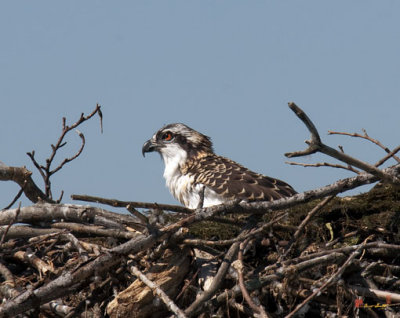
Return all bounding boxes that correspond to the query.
[142,123,213,162]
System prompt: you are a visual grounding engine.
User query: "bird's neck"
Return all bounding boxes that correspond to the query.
[161,148,187,185]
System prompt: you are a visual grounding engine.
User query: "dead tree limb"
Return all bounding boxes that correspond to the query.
[71,194,192,214]
[285,102,399,183]
[26,104,102,201]
[328,129,400,164]
[0,165,51,203]
[285,161,360,174]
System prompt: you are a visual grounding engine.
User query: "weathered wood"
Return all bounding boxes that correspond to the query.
[107,247,190,318]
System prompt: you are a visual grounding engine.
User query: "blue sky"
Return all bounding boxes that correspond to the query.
[1,1,399,208]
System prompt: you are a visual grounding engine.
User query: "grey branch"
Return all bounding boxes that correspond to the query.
[285,102,399,183]
[0,165,51,203]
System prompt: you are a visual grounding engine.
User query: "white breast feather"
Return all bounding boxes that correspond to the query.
[160,145,226,209]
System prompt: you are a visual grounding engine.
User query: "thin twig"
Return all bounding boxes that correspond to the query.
[285,102,398,183]
[0,203,21,246]
[328,130,400,164]
[235,239,269,317]
[281,195,336,259]
[375,145,400,167]
[2,188,24,211]
[285,161,360,174]
[72,194,192,214]
[26,104,102,200]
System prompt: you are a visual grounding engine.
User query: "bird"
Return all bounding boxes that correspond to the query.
[142,123,296,209]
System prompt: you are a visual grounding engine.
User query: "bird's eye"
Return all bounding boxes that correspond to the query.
[162,132,173,141]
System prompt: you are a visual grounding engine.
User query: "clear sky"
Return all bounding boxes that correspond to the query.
[1,1,399,209]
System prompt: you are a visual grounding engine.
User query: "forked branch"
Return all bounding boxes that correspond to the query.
[26,104,102,201]
[285,102,399,184]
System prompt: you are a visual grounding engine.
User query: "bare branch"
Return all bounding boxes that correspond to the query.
[285,160,360,174]
[375,145,400,167]
[71,193,193,214]
[26,104,102,200]
[285,102,399,183]
[328,130,400,164]
[2,188,24,210]
[50,129,86,176]
[0,165,52,203]
[0,203,21,245]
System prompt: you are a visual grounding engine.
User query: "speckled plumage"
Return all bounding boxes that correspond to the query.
[142,123,296,209]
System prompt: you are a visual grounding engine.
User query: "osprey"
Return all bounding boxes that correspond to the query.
[142,123,296,209]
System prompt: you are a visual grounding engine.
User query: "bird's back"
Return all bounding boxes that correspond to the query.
[182,153,296,203]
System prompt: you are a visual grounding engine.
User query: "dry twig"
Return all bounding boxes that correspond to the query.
[285,102,399,183]
[27,104,102,201]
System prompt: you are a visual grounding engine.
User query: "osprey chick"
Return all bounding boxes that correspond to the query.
[142,123,296,209]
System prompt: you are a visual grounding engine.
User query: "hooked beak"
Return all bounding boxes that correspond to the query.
[142,139,157,157]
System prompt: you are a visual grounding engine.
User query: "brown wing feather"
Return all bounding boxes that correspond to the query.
[183,154,296,202]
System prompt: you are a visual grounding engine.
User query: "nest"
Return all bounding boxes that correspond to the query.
[1,103,400,317]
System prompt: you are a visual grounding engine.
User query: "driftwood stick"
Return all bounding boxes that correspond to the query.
[129,265,187,318]
[51,222,139,240]
[13,250,55,276]
[0,165,51,203]
[71,194,192,214]
[0,204,96,226]
[0,225,63,240]
[0,203,144,231]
